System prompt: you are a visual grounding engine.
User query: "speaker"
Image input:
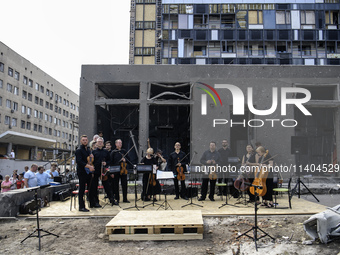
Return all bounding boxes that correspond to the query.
[291,136,308,155]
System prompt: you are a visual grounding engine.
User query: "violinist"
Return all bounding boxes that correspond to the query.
[167,142,188,200]
[255,146,274,208]
[217,139,232,196]
[92,137,118,206]
[198,141,221,201]
[75,135,94,212]
[141,148,160,201]
[241,144,257,202]
[110,139,131,203]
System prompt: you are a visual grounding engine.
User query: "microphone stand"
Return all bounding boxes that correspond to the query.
[182,152,202,208]
[236,182,275,251]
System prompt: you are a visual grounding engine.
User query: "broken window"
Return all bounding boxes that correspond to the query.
[97,83,140,99]
[149,82,191,100]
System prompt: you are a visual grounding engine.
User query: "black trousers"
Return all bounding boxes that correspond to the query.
[89,174,100,206]
[201,178,216,199]
[113,173,127,202]
[102,178,115,203]
[78,173,91,209]
[173,178,186,198]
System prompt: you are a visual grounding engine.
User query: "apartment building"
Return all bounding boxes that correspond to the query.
[129,0,340,65]
[0,42,79,160]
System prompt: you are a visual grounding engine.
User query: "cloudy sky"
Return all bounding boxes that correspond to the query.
[1,0,131,94]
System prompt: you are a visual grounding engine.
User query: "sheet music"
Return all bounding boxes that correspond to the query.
[156,170,174,180]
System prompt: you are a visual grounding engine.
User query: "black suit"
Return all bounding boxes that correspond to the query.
[167,151,188,198]
[75,144,92,209]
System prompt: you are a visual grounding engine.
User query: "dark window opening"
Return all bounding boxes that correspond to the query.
[149,82,191,100]
[97,83,140,99]
[295,85,337,100]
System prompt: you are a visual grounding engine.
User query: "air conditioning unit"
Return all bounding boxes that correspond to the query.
[9,125,12,129]
[11,109,14,113]
[27,114,31,118]
[55,100,58,104]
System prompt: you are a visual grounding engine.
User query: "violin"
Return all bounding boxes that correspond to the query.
[85,153,94,175]
[101,161,109,181]
[249,150,269,197]
[208,167,217,180]
[118,145,135,175]
[176,157,185,181]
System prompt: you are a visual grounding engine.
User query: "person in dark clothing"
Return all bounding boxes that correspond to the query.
[103,141,118,205]
[241,144,258,202]
[110,139,131,203]
[199,141,221,201]
[140,148,161,201]
[92,137,118,207]
[217,139,232,196]
[167,142,188,200]
[75,135,94,212]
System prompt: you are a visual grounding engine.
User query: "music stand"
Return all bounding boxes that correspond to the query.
[156,170,174,210]
[21,185,59,250]
[236,183,275,251]
[124,165,140,210]
[101,166,122,209]
[142,165,161,208]
[182,165,203,208]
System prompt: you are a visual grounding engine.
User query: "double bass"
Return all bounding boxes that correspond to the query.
[249,150,269,197]
[234,154,252,191]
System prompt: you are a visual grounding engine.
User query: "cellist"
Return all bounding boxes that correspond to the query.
[140,148,160,201]
[167,142,189,200]
[255,146,274,208]
[241,144,257,203]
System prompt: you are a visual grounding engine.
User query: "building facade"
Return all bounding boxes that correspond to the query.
[0,42,79,160]
[129,0,340,65]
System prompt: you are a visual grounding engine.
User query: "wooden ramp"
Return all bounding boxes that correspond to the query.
[105,210,203,241]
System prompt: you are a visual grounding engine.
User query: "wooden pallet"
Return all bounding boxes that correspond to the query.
[106,210,203,241]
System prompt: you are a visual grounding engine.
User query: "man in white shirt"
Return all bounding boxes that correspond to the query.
[36,166,52,186]
[46,163,59,183]
[24,164,38,188]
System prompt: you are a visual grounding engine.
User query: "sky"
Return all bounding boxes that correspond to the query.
[1,0,131,94]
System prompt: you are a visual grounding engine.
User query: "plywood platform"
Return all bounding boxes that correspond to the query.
[105,210,203,241]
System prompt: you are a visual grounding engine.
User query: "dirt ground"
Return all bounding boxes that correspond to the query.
[0,215,339,255]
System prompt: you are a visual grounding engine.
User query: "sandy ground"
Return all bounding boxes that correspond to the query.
[0,215,339,255]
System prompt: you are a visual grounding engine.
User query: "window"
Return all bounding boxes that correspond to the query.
[45,101,49,109]
[5,116,10,125]
[14,71,20,81]
[22,90,27,99]
[66,111,69,117]
[14,86,19,95]
[38,125,42,133]
[63,99,66,105]
[249,10,263,24]
[29,79,33,87]
[13,102,18,111]
[34,124,38,131]
[50,91,53,98]
[62,120,65,127]
[44,127,48,134]
[0,79,3,88]
[35,83,39,91]
[21,120,26,129]
[54,117,57,124]
[28,93,32,101]
[258,45,267,55]
[59,96,62,103]
[35,96,39,104]
[6,99,11,108]
[23,76,28,85]
[40,98,43,106]
[325,11,339,25]
[50,103,53,110]
[26,122,31,130]
[46,89,50,96]
[8,67,13,77]
[0,96,2,106]
[244,45,253,55]
[301,11,315,25]
[49,115,52,123]
[58,107,61,114]
[299,45,312,55]
[34,110,38,118]
[0,62,4,72]
[12,118,17,127]
[49,128,52,135]
[22,105,26,114]
[57,130,60,137]
[63,109,66,116]
[45,114,48,121]
[58,119,61,125]
[40,86,44,93]
[66,100,69,107]
[276,11,291,24]
[55,105,58,113]
[39,111,43,119]
[7,83,13,92]
[27,107,32,116]
[54,129,57,136]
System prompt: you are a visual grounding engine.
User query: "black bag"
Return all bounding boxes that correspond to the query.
[19,199,41,215]
[53,189,71,201]
[186,187,198,198]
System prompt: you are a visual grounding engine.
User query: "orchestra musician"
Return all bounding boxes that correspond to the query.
[241,144,258,202]
[75,135,93,212]
[167,142,189,200]
[256,146,274,208]
[93,137,118,206]
[198,141,221,201]
[217,139,232,196]
[110,139,131,203]
[141,148,161,201]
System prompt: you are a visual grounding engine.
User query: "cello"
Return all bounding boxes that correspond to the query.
[249,150,269,197]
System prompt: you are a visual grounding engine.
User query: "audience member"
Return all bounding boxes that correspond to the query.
[36,166,51,186]
[24,164,38,188]
[1,175,12,192]
[46,163,59,183]
[16,174,24,189]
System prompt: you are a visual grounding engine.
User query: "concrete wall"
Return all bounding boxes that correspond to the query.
[80,65,340,171]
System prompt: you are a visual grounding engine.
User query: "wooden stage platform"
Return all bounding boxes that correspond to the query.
[34,193,327,218]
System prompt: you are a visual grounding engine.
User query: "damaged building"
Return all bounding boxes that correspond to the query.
[79,65,340,174]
